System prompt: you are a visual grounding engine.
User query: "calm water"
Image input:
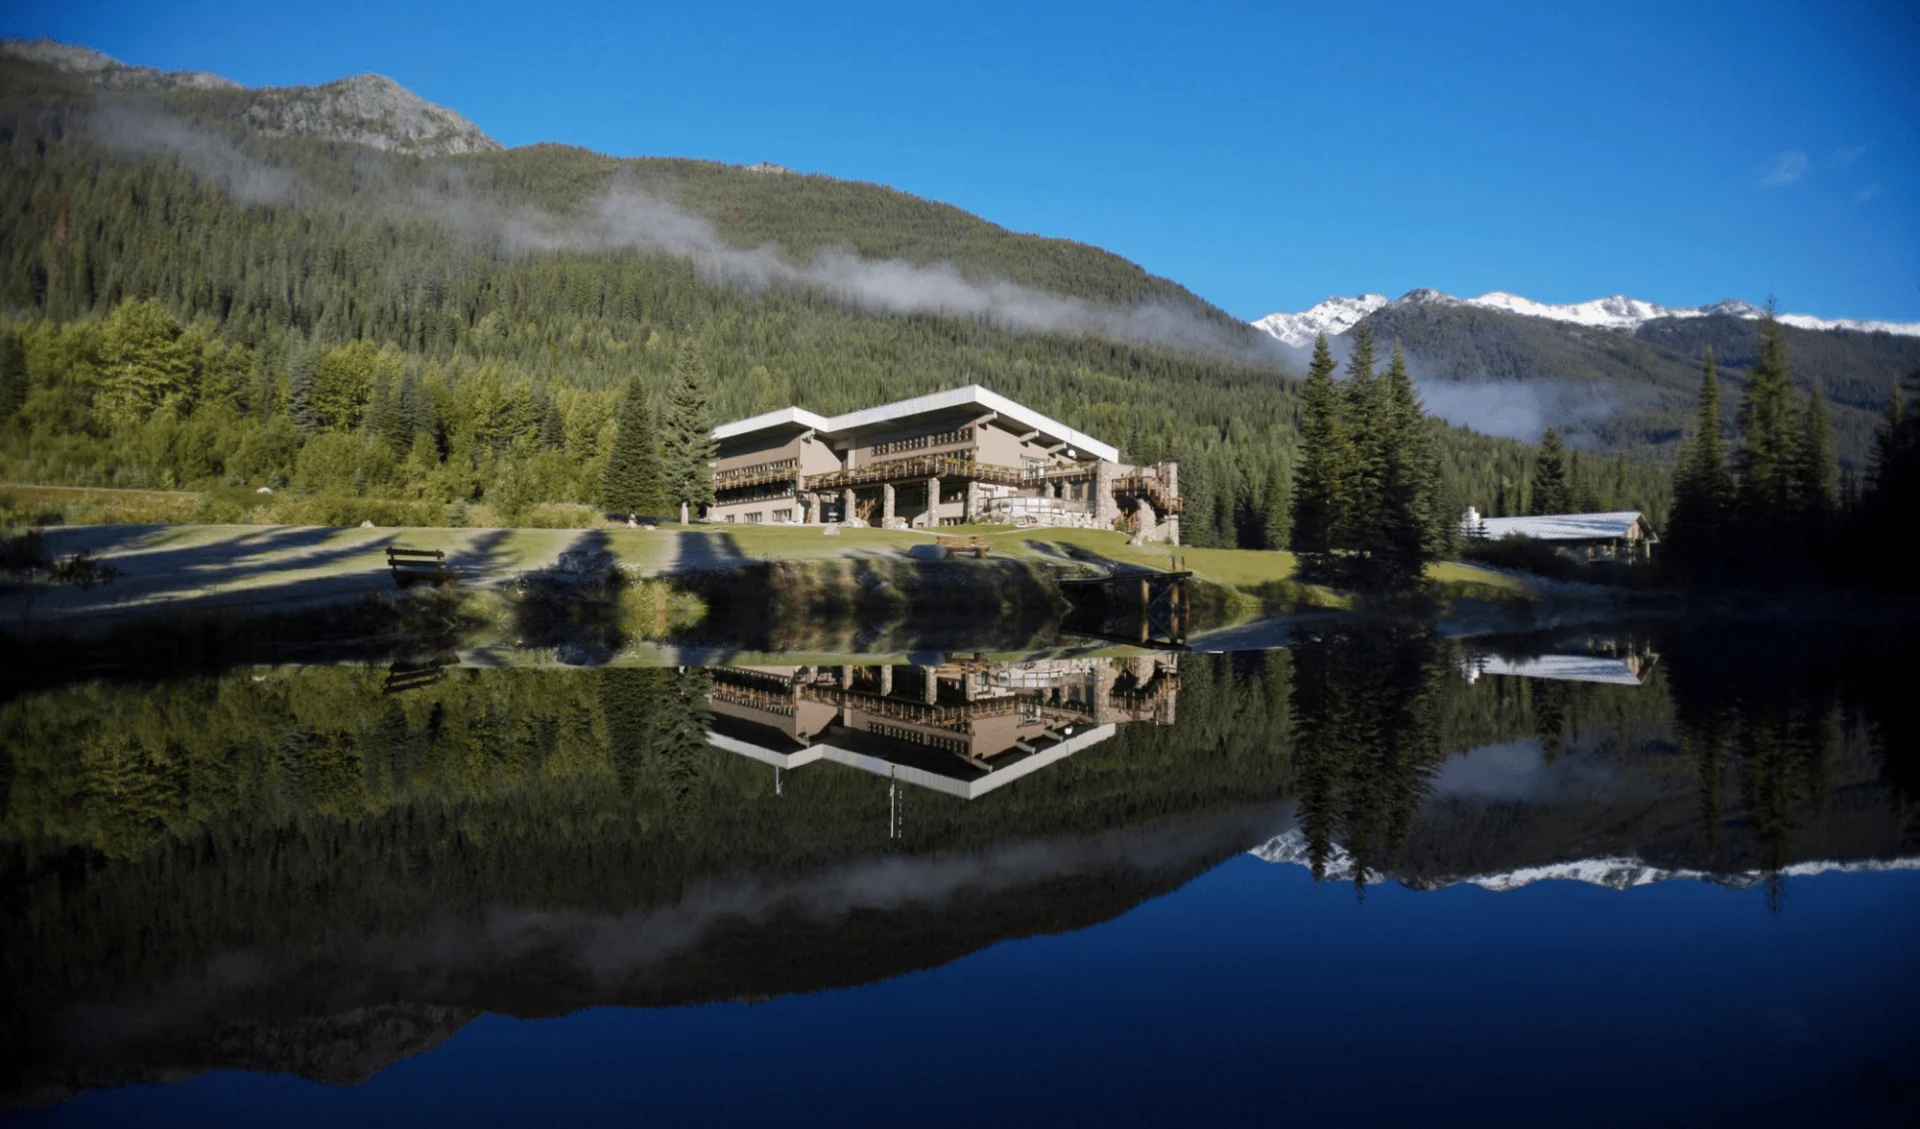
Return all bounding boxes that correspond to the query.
[4,621,1917,1126]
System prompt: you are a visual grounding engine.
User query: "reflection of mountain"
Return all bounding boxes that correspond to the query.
[1252,828,1920,892]
[706,657,1180,799]
[1461,652,1655,686]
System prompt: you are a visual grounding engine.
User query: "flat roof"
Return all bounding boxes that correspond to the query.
[713,384,1121,463]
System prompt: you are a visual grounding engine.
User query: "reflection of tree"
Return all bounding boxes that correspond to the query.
[1530,679,1573,763]
[1290,624,1447,895]
[1666,630,1851,910]
[597,666,713,837]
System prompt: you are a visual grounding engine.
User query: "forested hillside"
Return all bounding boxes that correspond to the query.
[0,51,1673,544]
[1365,298,1920,468]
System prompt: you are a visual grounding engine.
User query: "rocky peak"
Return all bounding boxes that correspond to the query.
[242,72,502,156]
[2,37,500,157]
[1,36,238,91]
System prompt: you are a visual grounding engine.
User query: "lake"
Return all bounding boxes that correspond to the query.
[3,619,1917,1126]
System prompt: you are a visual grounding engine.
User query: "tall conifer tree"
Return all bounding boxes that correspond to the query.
[1529,428,1573,514]
[1289,335,1350,559]
[1373,343,1437,589]
[601,376,667,517]
[660,341,718,519]
[1669,348,1731,571]
[1791,378,1836,525]
[1736,310,1797,530]
[1344,322,1383,552]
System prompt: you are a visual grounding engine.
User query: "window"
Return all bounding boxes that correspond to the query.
[745,512,764,524]
[870,426,973,458]
[772,508,794,523]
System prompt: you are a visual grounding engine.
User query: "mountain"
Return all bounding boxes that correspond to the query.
[1253,289,1920,465]
[1256,288,1920,344]
[1250,293,1388,348]
[0,37,500,156]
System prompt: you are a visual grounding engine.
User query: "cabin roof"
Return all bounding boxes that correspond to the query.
[1475,511,1654,542]
[712,384,1121,463]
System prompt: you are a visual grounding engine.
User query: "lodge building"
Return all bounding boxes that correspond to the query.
[707,385,1182,543]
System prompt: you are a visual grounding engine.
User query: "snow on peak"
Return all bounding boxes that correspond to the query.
[1250,289,1920,340]
[1250,293,1388,348]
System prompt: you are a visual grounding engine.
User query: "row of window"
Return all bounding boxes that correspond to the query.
[870,426,973,457]
[720,508,795,524]
[716,457,798,480]
[866,722,968,756]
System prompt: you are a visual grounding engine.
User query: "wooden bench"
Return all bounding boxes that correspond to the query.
[387,546,456,587]
[936,534,990,558]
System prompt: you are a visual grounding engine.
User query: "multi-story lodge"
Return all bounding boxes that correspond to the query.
[708,385,1182,543]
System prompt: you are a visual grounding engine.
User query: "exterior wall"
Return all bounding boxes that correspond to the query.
[849,420,980,467]
[714,432,807,476]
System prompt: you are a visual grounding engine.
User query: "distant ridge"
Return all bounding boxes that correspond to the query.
[1253,288,1920,348]
[1,37,500,156]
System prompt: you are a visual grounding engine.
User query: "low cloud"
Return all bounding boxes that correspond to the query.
[1760,150,1810,188]
[1414,378,1613,441]
[1858,182,1882,201]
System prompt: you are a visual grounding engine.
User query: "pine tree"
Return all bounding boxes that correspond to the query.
[1344,322,1383,552]
[0,329,26,427]
[1791,377,1836,526]
[1373,343,1437,589]
[1735,309,1797,531]
[287,345,321,434]
[660,341,717,519]
[1262,454,1291,551]
[1669,348,1731,572]
[1289,335,1350,559]
[601,376,667,517]
[1529,427,1572,514]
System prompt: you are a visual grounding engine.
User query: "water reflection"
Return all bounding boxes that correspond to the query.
[1,622,1916,1114]
[706,657,1180,802]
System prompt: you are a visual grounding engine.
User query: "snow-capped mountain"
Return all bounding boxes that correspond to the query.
[1252,290,1920,343]
[1251,293,1389,348]
[1248,828,1920,893]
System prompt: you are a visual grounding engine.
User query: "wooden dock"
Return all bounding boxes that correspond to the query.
[1058,568,1191,648]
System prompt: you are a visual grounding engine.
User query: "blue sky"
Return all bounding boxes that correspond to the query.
[5,0,1916,322]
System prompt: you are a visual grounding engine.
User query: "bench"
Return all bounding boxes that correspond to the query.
[936,534,990,559]
[387,546,456,587]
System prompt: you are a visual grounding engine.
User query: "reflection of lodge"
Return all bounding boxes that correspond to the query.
[705,657,1181,799]
[1461,638,1660,686]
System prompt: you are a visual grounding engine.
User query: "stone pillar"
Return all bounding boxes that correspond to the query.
[923,666,939,704]
[1136,498,1158,542]
[927,477,942,528]
[842,488,856,524]
[882,483,895,524]
[839,665,853,689]
[1094,461,1119,526]
[804,493,819,523]
[879,665,893,696]
[965,481,983,523]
